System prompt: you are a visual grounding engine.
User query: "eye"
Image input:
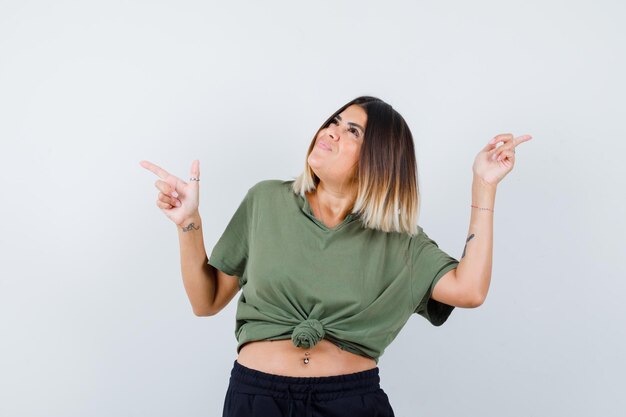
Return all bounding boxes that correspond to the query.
[349,127,360,138]
[329,118,360,138]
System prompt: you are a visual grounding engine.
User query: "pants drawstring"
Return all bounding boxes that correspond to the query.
[287,385,294,417]
[305,385,314,417]
[286,384,315,417]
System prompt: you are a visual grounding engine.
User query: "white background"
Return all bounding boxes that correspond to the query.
[1,1,624,416]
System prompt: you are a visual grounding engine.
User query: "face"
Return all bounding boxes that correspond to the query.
[307,104,367,187]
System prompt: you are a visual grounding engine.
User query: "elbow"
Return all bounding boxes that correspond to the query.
[467,292,486,308]
[193,305,215,317]
[458,273,489,308]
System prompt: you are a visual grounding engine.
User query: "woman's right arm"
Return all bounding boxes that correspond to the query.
[140,159,239,317]
[177,213,217,316]
[177,214,242,316]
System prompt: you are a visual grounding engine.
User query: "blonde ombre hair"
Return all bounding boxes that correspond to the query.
[291,96,421,237]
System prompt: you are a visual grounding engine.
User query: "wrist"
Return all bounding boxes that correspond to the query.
[472,175,498,191]
[178,212,202,229]
[471,176,496,211]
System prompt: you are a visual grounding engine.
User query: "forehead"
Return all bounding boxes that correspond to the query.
[338,104,367,125]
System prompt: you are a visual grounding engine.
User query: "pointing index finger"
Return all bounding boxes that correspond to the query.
[139,160,171,179]
[512,134,533,147]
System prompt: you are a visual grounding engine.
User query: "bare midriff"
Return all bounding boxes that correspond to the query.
[236,339,377,377]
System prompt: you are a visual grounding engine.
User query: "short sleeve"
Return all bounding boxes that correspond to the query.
[411,227,460,326]
[207,187,254,288]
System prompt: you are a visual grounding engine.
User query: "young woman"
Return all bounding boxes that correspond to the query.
[140,96,532,417]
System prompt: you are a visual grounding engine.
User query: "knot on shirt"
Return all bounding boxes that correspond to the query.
[291,319,325,349]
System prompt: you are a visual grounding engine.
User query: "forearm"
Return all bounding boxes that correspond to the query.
[177,214,217,316]
[455,175,496,304]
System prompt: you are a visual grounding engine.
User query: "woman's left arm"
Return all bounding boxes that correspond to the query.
[432,133,533,308]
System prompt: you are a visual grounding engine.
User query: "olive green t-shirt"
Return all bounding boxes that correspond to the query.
[208,179,459,364]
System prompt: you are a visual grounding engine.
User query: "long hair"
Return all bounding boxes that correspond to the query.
[291,96,421,236]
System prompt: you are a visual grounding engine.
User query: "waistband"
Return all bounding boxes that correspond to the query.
[229,359,381,401]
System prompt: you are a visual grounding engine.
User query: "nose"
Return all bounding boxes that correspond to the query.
[327,124,340,141]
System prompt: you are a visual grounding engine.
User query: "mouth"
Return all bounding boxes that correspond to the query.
[317,141,332,151]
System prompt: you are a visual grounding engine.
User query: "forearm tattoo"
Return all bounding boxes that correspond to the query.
[461,233,475,258]
[181,222,200,232]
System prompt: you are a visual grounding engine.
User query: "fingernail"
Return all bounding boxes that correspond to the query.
[172,191,178,198]
[175,200,181,207]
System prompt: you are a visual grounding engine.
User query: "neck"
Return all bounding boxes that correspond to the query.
[313,180,357,221]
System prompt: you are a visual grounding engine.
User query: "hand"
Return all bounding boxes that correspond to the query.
[472,133,533,187]
[139,159,201,226]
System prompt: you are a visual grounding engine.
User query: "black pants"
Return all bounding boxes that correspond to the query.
[221,360,395,417]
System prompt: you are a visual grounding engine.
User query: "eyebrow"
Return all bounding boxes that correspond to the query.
[335,115,365,134]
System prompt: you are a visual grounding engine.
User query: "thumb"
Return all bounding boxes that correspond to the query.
[190,159,200,184]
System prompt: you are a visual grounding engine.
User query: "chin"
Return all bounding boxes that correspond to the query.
[307,155,326,171]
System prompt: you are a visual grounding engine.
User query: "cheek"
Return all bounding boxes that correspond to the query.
[350,141,362,156]
[345,144,361,166]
